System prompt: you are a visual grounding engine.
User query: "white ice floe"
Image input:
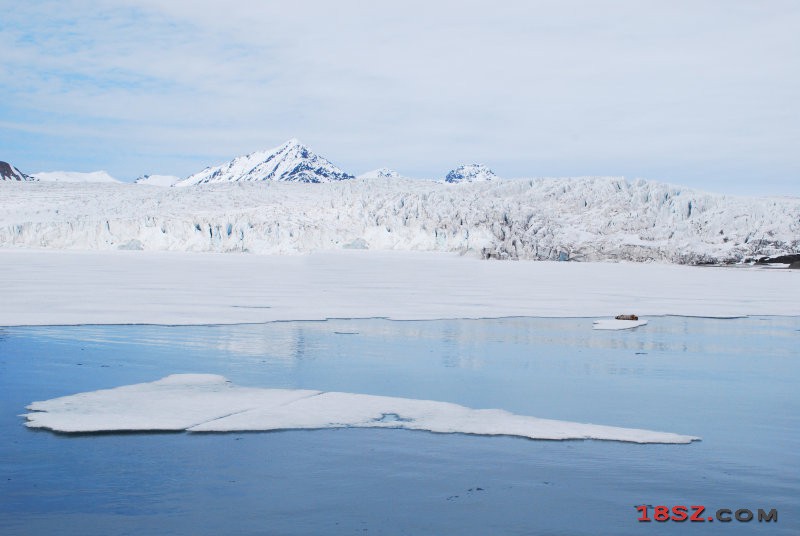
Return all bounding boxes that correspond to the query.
[23,374,699,443]
[593,319,649,330]
[0,249,797,326]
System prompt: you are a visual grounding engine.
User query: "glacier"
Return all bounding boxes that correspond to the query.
[1,176,798,264]
[23,374,699,443]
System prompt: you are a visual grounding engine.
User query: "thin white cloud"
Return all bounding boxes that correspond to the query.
[1,0,798,193]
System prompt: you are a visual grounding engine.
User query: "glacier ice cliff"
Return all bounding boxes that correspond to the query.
[1,176,797,264]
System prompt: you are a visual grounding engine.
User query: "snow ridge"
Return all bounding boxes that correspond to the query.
[358,168,402,179]
[1,177,798,264]
[445,164,498,183]
[176,138,354,186]
[135,174,182,187]
[32,170,121,183]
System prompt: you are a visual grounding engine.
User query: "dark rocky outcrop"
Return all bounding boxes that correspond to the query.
[756,254,800,265]
[0,161,33,181]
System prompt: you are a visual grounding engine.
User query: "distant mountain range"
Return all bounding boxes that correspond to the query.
[3,139,501,186]
[172,140,500,185]
[0,162,120,183]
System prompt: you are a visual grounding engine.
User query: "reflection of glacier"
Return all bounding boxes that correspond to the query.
[139,324,313,362]
[16,324,311,363]
[192,324,309,360]
[2,177,799,263]
[17,318,787,370]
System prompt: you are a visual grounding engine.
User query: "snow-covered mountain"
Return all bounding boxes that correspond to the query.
[0,161,33,181]
[358,168,402,179]
[445,164,499,183]
[33,170,121,183]
[176,139,354,186]
[2,176,798,264]
[135,174,182,187]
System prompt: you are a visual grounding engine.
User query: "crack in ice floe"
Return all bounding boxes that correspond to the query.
[373,412,414,424]
[187,390,332,432]
[186,408,259,431]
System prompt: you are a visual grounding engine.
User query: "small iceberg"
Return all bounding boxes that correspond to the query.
[23,374,698,444]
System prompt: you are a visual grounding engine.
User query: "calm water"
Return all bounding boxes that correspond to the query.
[1,317,798,535]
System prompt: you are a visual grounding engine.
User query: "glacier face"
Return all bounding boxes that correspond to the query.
[176,138,354,186]
[0,176,798,264]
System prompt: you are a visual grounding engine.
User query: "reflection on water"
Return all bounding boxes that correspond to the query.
[1,316,798,535]
[16,316,797,375]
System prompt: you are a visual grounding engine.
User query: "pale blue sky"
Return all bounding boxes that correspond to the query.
[1,0,798,195]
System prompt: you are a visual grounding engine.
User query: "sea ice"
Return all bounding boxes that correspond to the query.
[593,319,649,330]
[23,374,700,444]
[1,249,797,327]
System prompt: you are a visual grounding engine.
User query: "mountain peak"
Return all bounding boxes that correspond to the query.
[358,168,401,179]
[0,161,33,181]
[445,164,499,183]
[283,137,302,147]
[177,139,354,186]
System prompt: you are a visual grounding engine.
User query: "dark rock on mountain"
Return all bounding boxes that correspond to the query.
[0,161,33,181]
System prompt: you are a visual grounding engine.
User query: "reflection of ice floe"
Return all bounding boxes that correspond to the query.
[24,374,699,444]
[593,319,648,330]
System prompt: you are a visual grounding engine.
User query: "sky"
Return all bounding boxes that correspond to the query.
[1,0,798,195]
